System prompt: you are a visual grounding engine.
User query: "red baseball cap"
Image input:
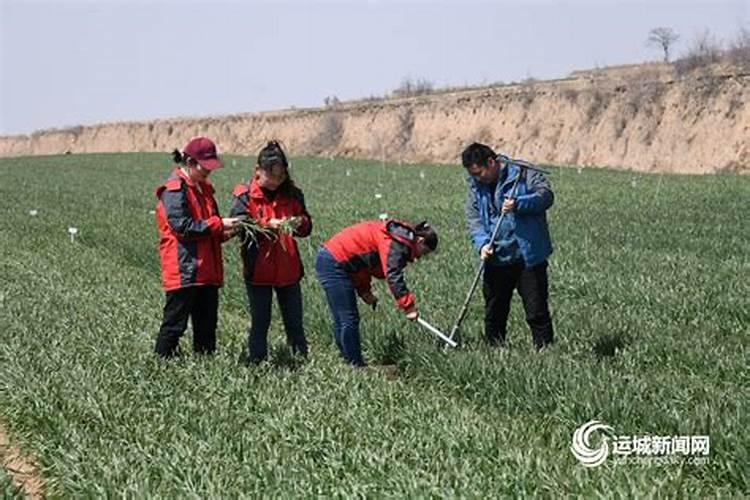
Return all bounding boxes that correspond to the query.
[183,137,223,171]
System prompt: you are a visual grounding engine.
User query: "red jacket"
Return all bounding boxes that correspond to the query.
[323,220,419,311]
[230,178,312,286]
[155,168,224,292]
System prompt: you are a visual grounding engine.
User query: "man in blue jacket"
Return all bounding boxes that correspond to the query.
[461,142,554,349]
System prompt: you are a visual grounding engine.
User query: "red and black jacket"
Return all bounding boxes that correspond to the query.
[229,178,312,287]
[322,219,419,311]
[155,168,224,292]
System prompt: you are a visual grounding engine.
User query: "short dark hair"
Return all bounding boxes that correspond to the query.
[257,140,289,170]
[461,142,496,168]
[415,221,438,251]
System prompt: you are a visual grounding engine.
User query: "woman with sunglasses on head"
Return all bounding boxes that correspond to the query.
[230,141,312,363]
[154,137,239,358]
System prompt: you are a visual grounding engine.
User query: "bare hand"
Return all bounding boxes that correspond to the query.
[361,292,378,309]
[480,244,494,261]
[405,308,418,321]
[502,198,516,214]
[222,217,240,229]
[267,218,284,230]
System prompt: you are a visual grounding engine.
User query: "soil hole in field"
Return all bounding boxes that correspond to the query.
[368,364,401,380]
[0,421,45,499]
[371,332,406,367]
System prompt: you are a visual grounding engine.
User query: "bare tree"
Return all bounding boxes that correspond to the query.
[674,29,722,76]
[392,77,434,98]
[647,27,680,62]
[323,95,340,108]
[728,27,750,70]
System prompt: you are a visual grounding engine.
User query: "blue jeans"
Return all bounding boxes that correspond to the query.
[315,247,364,366]
[245,282,308,362]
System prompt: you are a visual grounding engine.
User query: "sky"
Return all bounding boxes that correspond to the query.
[0,0,747,135]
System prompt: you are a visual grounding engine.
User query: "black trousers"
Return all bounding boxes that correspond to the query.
[154,285,219,358]
[482,261,554,348]
[245,282,308,363]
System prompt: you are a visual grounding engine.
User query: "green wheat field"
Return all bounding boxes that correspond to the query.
[0,153,747,496]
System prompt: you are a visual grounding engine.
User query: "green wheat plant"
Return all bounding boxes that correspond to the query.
[0,153,747,497]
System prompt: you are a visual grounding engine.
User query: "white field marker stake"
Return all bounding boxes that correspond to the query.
[67,227,78,242]
[417,317,458,348]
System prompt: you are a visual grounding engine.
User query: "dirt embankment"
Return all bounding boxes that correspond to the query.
[2,63,748,174]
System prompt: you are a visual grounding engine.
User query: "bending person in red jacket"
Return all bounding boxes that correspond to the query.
[154,137,239,358]
[315,220,438,366]
[230,141,312,363]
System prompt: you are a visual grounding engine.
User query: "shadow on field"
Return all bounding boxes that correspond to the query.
[268,344,307,370]
[592,332,628,359]
[237,343,307,371]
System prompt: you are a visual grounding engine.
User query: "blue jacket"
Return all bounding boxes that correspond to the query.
[464,156,554,268]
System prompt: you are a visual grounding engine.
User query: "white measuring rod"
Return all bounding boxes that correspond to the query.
[417,317,458,348]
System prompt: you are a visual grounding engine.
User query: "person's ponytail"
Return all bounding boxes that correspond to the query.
[414,221,438,251]
[172,149,185,165]
[257,140,289,169]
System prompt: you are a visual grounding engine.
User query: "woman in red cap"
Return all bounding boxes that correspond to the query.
[154,137,239,358]
[315,219,438,366]
[229,141,312,363]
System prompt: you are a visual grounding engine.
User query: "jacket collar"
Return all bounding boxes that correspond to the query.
[498,155,525,184]
[249,177,281,201]
[467,167,522,196]
[383,219,419,261]
[173,167,214,194]
[249,177,265,199]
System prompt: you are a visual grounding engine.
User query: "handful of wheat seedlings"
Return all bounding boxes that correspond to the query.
[237,216,301,251]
